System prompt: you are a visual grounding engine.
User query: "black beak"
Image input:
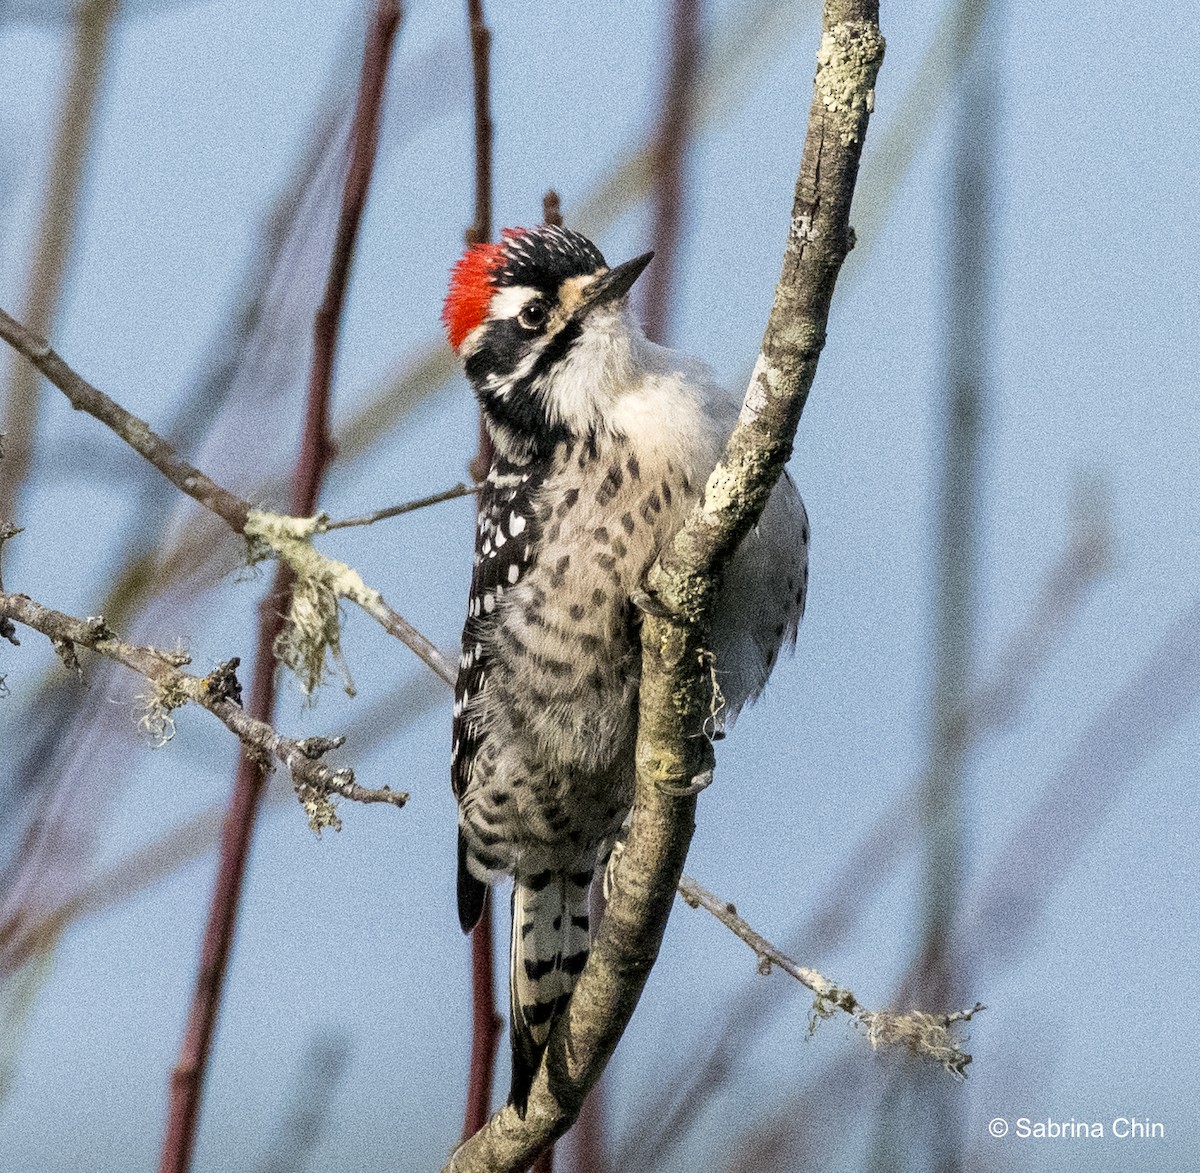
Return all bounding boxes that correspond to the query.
[577,251,655,316]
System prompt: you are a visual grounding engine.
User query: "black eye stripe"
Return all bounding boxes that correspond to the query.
[466,319,572,457]
[465,318,528,384]
[526,316,584,384]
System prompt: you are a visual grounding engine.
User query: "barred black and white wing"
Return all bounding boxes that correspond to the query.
[452,458,541,931]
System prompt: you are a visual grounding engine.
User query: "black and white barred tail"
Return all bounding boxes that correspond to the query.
[508,862,594,1115]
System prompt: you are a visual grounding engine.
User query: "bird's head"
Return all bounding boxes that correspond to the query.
[443,225,654,460]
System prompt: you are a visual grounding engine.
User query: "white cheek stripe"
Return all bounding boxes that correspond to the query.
[489,285,540,320]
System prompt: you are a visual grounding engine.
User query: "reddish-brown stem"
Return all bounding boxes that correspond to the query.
[464,0,496,483]
[541,189,563,228]
[638,0,701,345]
[157,6,401,1171]
[465,0,493,247]
[158,586,287,1172]
[462,897,503,1139]
[300,0,401,504]
[460,0,502,1143]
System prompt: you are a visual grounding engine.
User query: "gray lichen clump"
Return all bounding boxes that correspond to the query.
[816,21,885,145]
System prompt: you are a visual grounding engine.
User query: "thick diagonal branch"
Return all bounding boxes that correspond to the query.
[445,5,884,1170]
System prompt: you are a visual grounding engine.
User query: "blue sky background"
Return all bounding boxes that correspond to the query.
[1,1,1197,1170]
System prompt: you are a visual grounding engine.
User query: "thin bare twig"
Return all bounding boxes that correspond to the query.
[158,6,402,1172]
[638,0,702,346]
[0,309,457,685]
[323,481,483,530]
[678,876,982,1075]
[0,307,252,530]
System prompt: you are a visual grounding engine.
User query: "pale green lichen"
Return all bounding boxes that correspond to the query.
[137,673,190,746]
[244,508,358,698]
[700,648,727,740]
[815,20,885,145]
[274,570,351,697]
[860,1008,975,1079]
[702,446,775,528]
[701,460,745,518]
[788,210,817,251]
[301,791,342,834]
[243,508,324,568]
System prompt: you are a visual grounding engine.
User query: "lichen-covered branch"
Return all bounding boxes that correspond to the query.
[0,592,406,829]
[243,510,456,689]
[446,4,885,1169]
[0,308,455,687]
[650,12,885,621]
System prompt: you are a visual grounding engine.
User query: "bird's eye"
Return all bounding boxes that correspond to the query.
[517,301,548,331]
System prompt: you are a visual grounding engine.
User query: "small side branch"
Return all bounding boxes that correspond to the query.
[676,876,981,1078]
[323,481,483,530]
[0,593,405,827]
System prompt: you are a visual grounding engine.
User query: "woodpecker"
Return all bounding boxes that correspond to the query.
[444,224,809,1114]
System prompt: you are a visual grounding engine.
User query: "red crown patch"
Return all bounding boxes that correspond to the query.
[443,240,504,351]
[443,229,534,351]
